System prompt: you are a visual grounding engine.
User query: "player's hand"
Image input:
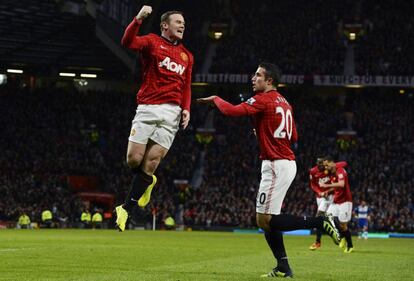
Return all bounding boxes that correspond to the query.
[319,183,327,189]
[136,5,152,21]
[196,95,217,105]
[181,110,190,129]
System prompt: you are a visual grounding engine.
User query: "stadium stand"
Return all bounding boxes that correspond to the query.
[0,0,127,77]
[1,84,412,232]
[0,0,412,233]
[355,0,414,75]
[209,0,348,75]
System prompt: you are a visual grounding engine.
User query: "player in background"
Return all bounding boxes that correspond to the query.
[115,5,194,232]
[321,157,354,253]
[309,158,347,250]
[354,200,370,239]
[198,63,340,278]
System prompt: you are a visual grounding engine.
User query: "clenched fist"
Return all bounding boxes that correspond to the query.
[136,5,152,21]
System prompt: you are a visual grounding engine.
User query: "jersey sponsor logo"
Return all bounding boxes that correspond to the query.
[180,52,188,62]
[159,56,185,75]
[246,97,256,105]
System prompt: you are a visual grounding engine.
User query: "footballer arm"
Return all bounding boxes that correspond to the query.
[181,54,194,129]
[197,96,260,116]
[336,161,348,168]
[309,173,322,195]
[320,187,335,197]
[320,180,345,190]
[121,5,152,50]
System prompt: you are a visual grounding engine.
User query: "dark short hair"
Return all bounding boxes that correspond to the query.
[316,157,325,165]
[324,155,334,162]
[259,62,281,86]
[160,10,184,31]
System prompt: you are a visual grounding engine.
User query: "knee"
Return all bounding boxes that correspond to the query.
[142,157,161,174]
[316,211,325,217]
[340,223,348,231]
[126,151,144,168]
[256,214,271,231]
[257,220,268,230]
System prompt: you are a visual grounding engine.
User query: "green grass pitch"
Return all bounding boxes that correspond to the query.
[1,229,413,281]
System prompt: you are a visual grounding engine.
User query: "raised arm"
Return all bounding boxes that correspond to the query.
[121,5,152,51]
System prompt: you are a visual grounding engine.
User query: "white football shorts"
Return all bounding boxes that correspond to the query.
[256,159,297,215]
[316,194,334,212]
[327,201,353,222]
[129,104,181,149]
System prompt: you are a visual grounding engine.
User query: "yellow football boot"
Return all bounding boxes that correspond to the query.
[115,205,128,232]
[138,175,157,208]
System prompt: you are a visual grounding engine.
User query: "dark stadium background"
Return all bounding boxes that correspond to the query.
[0,0,412,235]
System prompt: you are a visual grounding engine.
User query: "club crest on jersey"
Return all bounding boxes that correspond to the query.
[159,57,185,75]
[180,52,188,62]
[246,97,256,105]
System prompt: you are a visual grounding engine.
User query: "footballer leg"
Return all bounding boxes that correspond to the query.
[266,213,340,245]
[339,237,347,249]
[115,141,147,231]
[261,267,293,278]
[363,225,369,239]
[114,205,129,232]
[310,210,324,250]
[258,214,293,278]
[339,222,353,253]
[321,214,341,245]
[137,141,167,208]
[309,241,321,250]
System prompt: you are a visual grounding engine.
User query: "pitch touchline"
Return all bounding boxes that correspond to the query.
[0,248,36,252]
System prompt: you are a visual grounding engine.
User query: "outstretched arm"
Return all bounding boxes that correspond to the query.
[197,96,259,116]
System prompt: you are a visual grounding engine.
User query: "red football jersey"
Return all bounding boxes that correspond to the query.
[121,18,193,111]
[213,90,297,160]
[309,167,330,197]
[214,90,296,160]
[244,91,297,160]
[330,167,352,204]
[309,161,348,197]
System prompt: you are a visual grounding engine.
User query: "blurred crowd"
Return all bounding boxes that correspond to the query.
[210,0,345,75]
[0,84,412,233]
[355,0,414,75]
[204,0,414,75]
[1,0,414,232]
[98,0,414,76]
[288,88,414,233]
